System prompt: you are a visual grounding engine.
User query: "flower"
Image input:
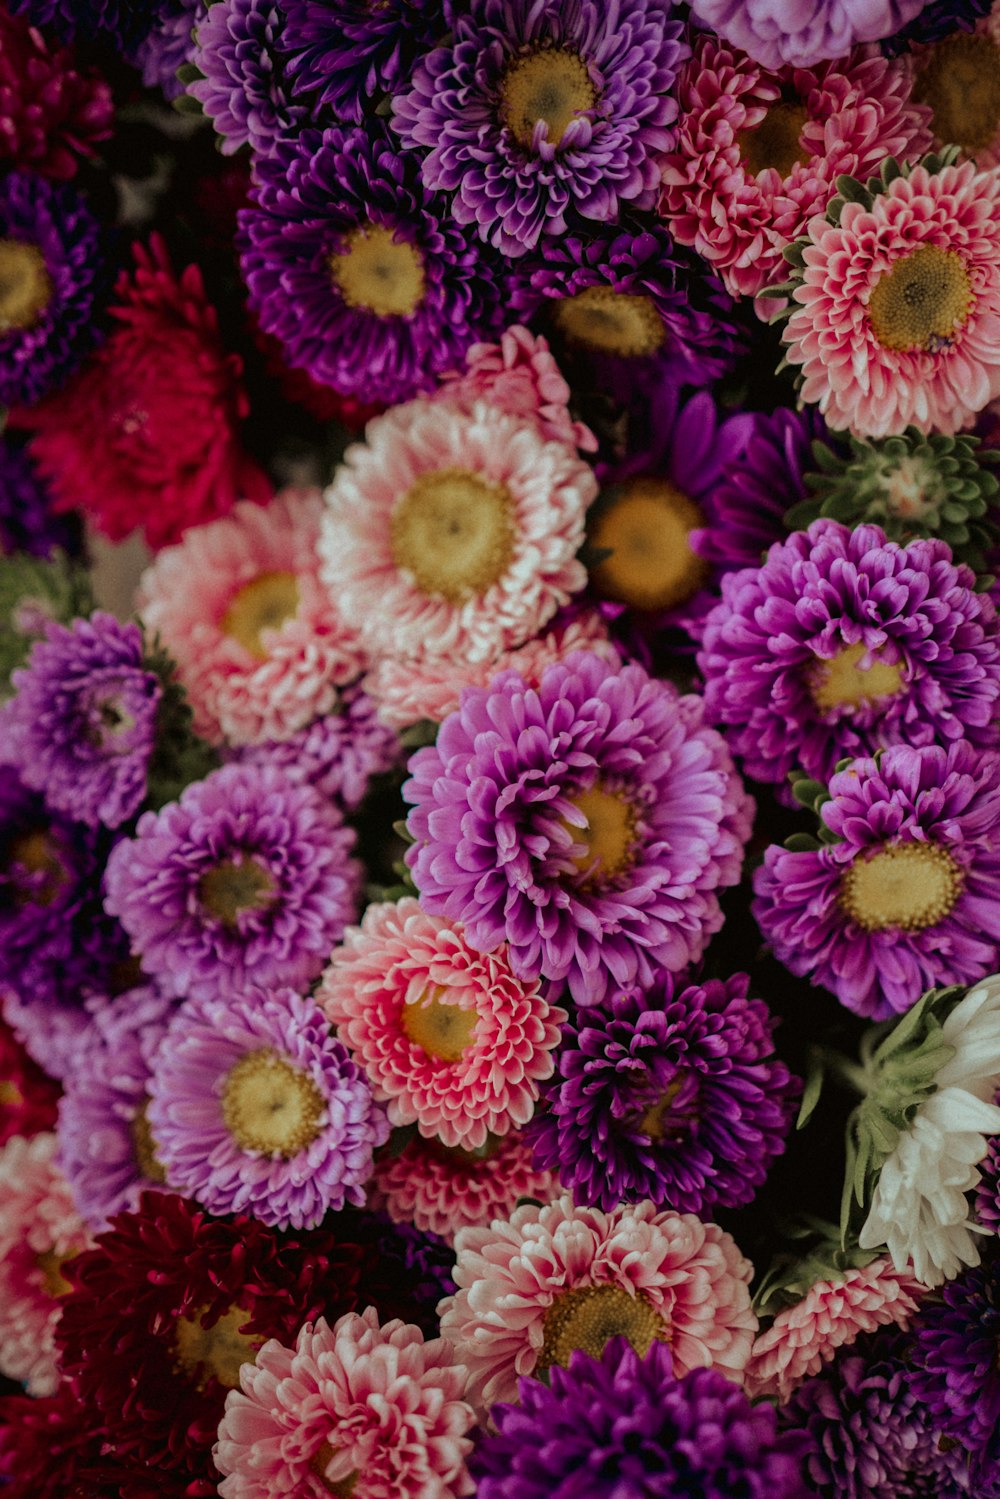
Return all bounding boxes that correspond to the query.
[19,235,271,549]
[7,0,169,52]
[439,1193,757,1410]
[659,36,932,299]
[687,0,926,69]
[189,0,308,158]
[391,0,688,257]
[214,1307,475,1499]
[903,7,1000,166]
[473,1338,812,1499]
[0,438,77,558]
[977,1108,1000,1229]
[0,1015,59,1144]
[910,1258,1000,1457]
[148,986,388,1229]
[778,158,1000,438]
[282,0,447,122]
[405,651,753,1006]
[884,0,994,52]
[527,973,800,1215]
[347,1212,457,1340]
[0,6,113,179]
[319,398,593,670]
[698,519,1000,793]
[103,761,360,1004]
[136,488,365,748]
[0,1132,91,1395]
[238,123,505,407]
[317,899,565,1151]
[135,0,206,100]
[0,1383,109,1499]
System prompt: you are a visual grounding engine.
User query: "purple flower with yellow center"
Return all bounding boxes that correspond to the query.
[147,986,389,1229]
[698,519,1000,795]
[391,0,688,257]
[0,440,76,559]
[189,0,307,158]
[528,973,800,1215]
[754,742,1000,1020]
[910,1257,1000,1461]
[238,122,505,405]
[282,0,448,123]
[405,650,754,1007]
[102,761,361,1004]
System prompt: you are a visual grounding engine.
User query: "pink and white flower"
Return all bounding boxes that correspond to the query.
[434,325,597,452]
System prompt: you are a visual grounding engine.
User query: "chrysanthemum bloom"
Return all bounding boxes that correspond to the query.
[103,762,360,1004]
[19,235,271,549]
[688,0,926,68]
[0,1382,112,1499]
[698,520,1000,793]
[439,1193,757,1410]
[406,651,753,1006]
[392,0,687,257]
[148,987,388,1229]
[528,973,800,1215]
[473,1338,812,1499]
[0,1132,91,1395]
[8,0,168,51]
[0,438,76,558]
[0,7,112,179]
[214,1307,475,1499]
[320,399,593,671]
[136,0,205,100]
[778,158,1000,438]
[903,5,1000,168]
[910,1259,1000,1458]
[0,1016,59,1145]
[190,0,307,158]
[283,0,446,123]
[369,1130,559,1245]
[745,1258,924,1402]
[658,37,932,300]
[977,1107,1000,1229]
[239,123,505,407]
[318,900,565,1151]
[137,488,365,748]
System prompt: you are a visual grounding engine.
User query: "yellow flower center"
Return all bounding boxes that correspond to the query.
[310,1442,359,1497]
[914,33,1000,157]
[552,285,665,358]
[7,829,67,907]
[538,1284,663,1374]
[221,1048,326,1157]
[0,240,52,332]
[558,783,638,888]
[221,571,300,660]
[637,1076,685,1143]
[131,1099,167,1184]
[0,1079,23,1108]
[868,244,973,353]
[390,466,515,603]
[198,855,277,927]
[400,988,479,1063]
[737,101,811,178]
[840,841,963,932]
[587,477,708,612]
[329,223,426,318]
[174,1303,263,1392]
[809,642,906,714]
[36,1248,78,1299]
[499,46,597,149]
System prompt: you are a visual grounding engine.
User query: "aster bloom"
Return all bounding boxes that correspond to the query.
[190,0,308,158]
[406,650,753,1006]
[903,6,1000,167]
[8,0,169,52]
[0,7,113,179]
[977,1110,1000,1229]
[137,488,365,748]
[688,0,926,68]
[0,1132,91,1395]
[283,0,447,122]
[698,519,1000,794]
[214,1307,475,1499]
[317,899,565,1151]
[0,1382,111,1499]
[136,0,206,100]
[0,1016,59,1144]
[528,973,799,1215]
[473,1338,812,1499]
[0,437,76,558]
[910,1258,1000,1458]
[239,123,505,407]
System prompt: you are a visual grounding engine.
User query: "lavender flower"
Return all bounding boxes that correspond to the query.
[910,1258,1000,1460]
[189,0,307,158]
[137,0,205,100]
[688,0,926,69]
[282,0,447,122]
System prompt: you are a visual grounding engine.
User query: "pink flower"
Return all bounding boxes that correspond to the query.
[434,325,597,452]
[213,1307,475,1499]
[138,487,365,746]
[317,900,565,1151]
[438,1194,757,1411]
[658,36,932,298]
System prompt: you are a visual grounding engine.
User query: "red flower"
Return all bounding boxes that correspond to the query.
[0,8,113,181]
[0,1016,59,1145]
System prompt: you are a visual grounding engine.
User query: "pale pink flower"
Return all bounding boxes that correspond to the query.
[138,487,365,746]
[317,900,565,1151]
[435,325,598,452]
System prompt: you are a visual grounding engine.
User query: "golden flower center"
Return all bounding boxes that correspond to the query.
[840,841,963,933]
[538,1285,663,1374]
[914,33,1000,156]
[390,467,515,603]
[221,571,300,660]
[221,1048,325,1157]
[131,1099,167,1184]
[638,1076,685,1143]
[558,783,638,887]
[552,285,665,358]
[198,855,277,927]
[0,1079,23,1107]
[36,1248,77,1299]
[174,1303,263,1392]
[0,239,52,332]
[401,988,478,1063]
[587,477,708,612]
[737,101,811,178]
[310,1442,359,1497]
[7,829,67,907]
[868,244,973,353]
[329,224,426,318]
[809,642,905,713]
[499,46,597,149]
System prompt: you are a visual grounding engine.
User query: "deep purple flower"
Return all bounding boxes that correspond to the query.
[103,761,361,1004]
[528,973,800,1215]
[238,122,505,405]
[352,1212,456,1340]
[978,1110,1000,1231]
[189,0,308,158]
[405,650,754,1007]
[391,0,688,257]
[137,0,205,100]
[883,0,993,52]
[473,1337,812,1499]
[754,742,1000,1020]
[7,0,169,52]
[910,1258,1000,1460]
[688,0,925,69]
[147,986,389,1229]
[698,520,1000,794]
[282,0,448,123]
[0,439,75,558]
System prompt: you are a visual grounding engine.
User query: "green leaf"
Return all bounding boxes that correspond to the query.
[796,1052,825,1129]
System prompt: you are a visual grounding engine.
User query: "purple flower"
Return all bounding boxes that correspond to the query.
[528,973,800,1215]
[5,612,161,829]
[137,0,205,100]
[977,1112,1000,1232]
[147,985,389,1229]
[7,0,169,52]
[688,0,926,69]
[103,761,361,1004]
[0,439,76,558]
[282,0,448,123]
[910,1259,1000,1461]
[404,650,754,1007]
[189,0,308,158]
[698,520,1000,795]
[883,0,993,52]
[473,1337,813,1499]
[238,122,505,406]
[391,0,688,256]
[754,742,1000,1020]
